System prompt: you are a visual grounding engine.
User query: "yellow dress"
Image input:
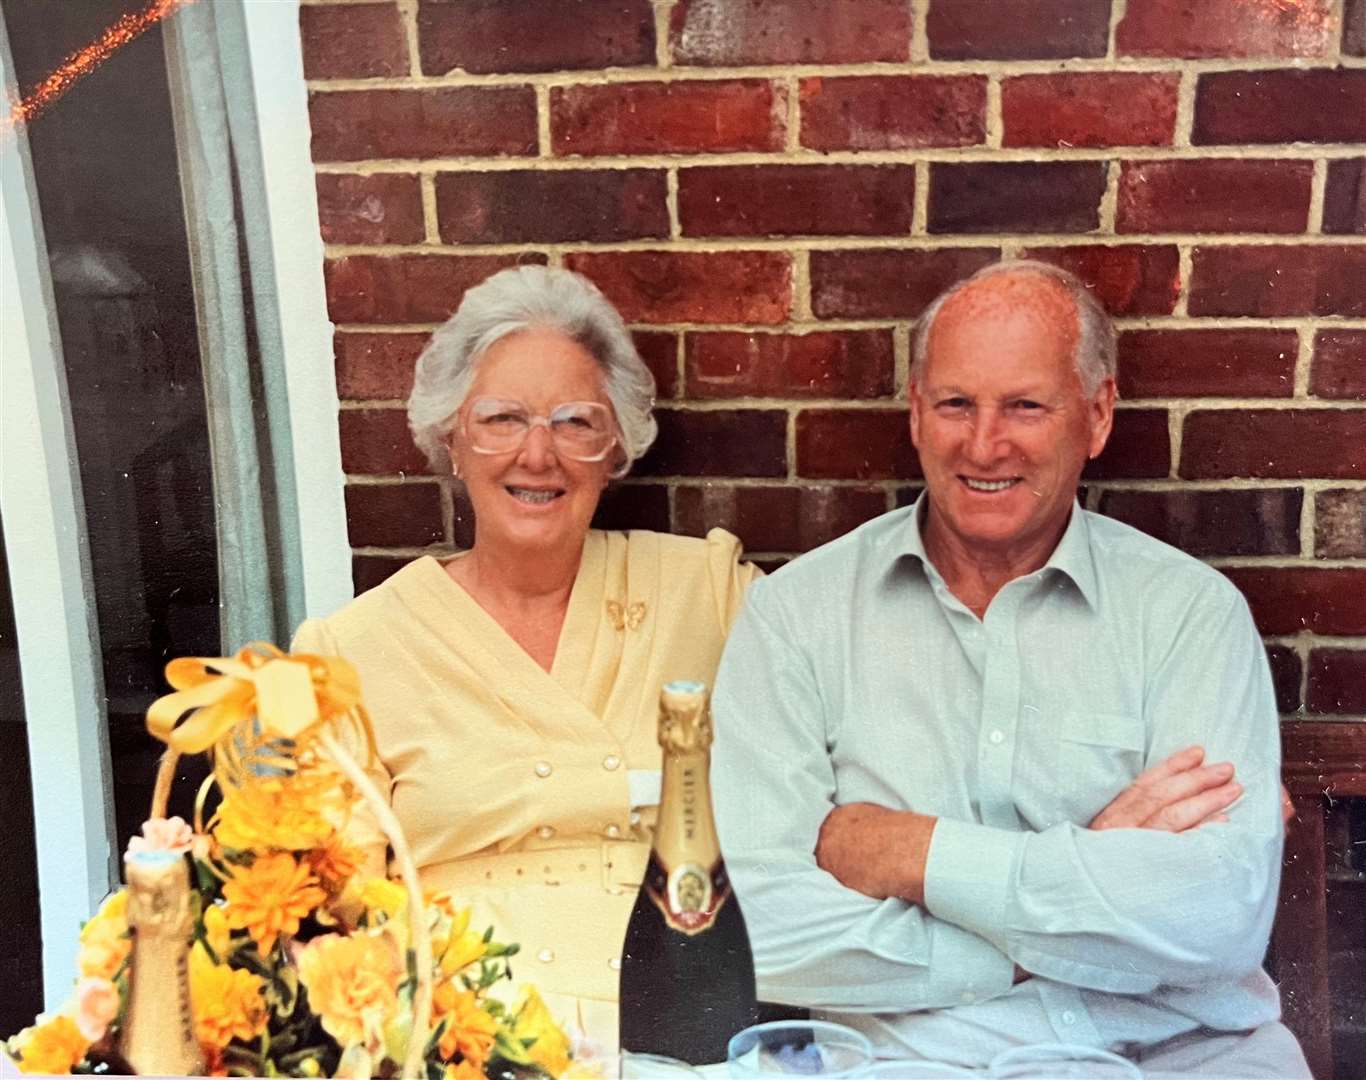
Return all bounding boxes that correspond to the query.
[291,528,758,1047]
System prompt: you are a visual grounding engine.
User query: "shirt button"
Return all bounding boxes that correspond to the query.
[1061,1010,1077,1025]
[605,824,622,839]
[537,825,555,839]
[960,991,976,1004]
[988,729,1005,745]
[603,754,621,771]
[537,948,555,963]
[534,761,553,778]
[608,957,622,971]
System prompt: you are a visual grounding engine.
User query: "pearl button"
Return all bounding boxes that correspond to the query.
[603,754,621,771]
[534,761,552,778]
[537,948,555,963]
[605,824,622,839]
[537,825,555,839]
[1061,1010,1076,1025]
[988,729,1004,745]
[629,812,642,827]
[608,957,621,971]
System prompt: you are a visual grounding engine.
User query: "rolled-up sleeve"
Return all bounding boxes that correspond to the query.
[712,585,1016,1011]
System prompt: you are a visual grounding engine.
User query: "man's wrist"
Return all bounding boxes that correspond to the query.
[897,811,937,906]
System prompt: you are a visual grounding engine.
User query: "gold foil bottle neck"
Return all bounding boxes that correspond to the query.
[657,679,713,755]
[125,850,193,932]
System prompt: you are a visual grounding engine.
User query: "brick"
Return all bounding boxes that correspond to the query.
[1225,568,1366,635]
[634,331,678,399]
[1311,330,1366,400]
[551,81,784,156]
[674,484,887,552]
[316,173,424,245]
[1189,246,1366,318]
[1308,649,1366,714]
[300,4,408,79]
[325,254,536,324]
[929,162,1106,234]
[435,169,667,244]
[678,164,914,239]
[1084,409,1171,480]
[1097,488,1302,556]
[634,408,787,477]
[1002,73,1179,149]
[1116,159,1313,234]
[590,483,671,532]
[417,0,654,75]
[1266,645,1302,714]
[1323,158,1366,235]
[339,408,430,475]
[685,330,895,399]
[1181,409,1366,480]
[345,483,444,548]
[1117,329,1299,399]
[565,251,791,325]
[1116,0,1335,58]
[334,332,426,400]
[1194,69,1366,145]
[927,0,1109,59]
[1348,0,1366,56]
[309,88,536,162]
[1316,489,1366,558]
[669,0,910,65]
[1022,245,1181,316]
[353,555,411,593]
[811,248,999,320]
[799,76,987,152]
[796,408,918,481]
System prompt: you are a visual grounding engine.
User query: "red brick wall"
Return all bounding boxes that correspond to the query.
[302,0,1365,722]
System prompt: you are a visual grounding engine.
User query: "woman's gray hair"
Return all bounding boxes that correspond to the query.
[408,265,658,476]
[910,259,1118,396]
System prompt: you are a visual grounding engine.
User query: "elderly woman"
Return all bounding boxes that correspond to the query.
[292,266,757,1045]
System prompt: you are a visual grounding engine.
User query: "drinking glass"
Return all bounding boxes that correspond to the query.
[863,1062,977,1078]
[727,1020,874,1077]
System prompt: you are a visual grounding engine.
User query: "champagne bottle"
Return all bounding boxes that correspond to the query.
[619,680,759,1064]
[117,850,204,1076]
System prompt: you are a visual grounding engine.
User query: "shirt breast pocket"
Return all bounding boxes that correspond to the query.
[1042,710,1148,826]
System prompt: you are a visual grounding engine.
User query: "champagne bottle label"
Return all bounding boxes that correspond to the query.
[641,852,732,935]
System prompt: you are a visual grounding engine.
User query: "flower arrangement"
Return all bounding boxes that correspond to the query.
[4,645,585,1079]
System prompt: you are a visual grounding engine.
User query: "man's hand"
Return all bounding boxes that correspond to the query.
[815,802,937,905]
[1089,746,1242,832]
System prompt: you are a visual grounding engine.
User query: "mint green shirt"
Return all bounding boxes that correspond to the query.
[712,496,1285,1065]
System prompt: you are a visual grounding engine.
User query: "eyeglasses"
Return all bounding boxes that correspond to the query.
[461,397,618,462]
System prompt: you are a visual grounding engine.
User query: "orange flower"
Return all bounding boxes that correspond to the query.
[13,1014,90,1075]
[308,834,363,891]
[296,932,402,1051]
[222,852,326,954]
[444,1060,485,1080]
[213,773,342,853]
[77,891,130,980]
[188,943,268,1050]
[432,982,497,1067]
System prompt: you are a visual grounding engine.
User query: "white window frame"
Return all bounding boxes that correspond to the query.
[1,0,350,1007]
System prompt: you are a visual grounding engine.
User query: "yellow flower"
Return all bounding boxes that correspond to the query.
[203,902,233,960]
[359,878,408,923]
[13,1014,90,1075]
[512,987,571,1078]
[432,982,497,1068]
[436,905,487,978]
[213,771,344,853]
[296,932,401,1052]
[222,852,326,954]
[443,1060,485,1080]
[77,890,130,980]
[189,943,268,1051]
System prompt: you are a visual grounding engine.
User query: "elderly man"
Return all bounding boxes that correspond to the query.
[711,262,1307,1077]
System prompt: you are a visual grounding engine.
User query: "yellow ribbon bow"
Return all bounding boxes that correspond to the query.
[145,643,375,787]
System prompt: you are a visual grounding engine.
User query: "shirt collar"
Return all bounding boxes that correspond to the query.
[895,491,1099,609]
